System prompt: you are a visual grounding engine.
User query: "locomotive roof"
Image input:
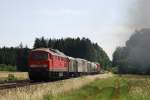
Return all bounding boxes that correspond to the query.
[76,58,87,61]
[75,58,89,63]
[32,48,68,58]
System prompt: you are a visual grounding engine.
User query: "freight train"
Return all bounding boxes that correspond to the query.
[28,48,101,80]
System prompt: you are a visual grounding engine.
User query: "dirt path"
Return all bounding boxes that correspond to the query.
[112,78,120,100]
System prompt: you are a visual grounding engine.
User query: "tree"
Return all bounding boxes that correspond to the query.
[33,38,41,48]
[16,47,30,71]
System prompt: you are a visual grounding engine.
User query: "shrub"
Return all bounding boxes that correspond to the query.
[7,74,17,80]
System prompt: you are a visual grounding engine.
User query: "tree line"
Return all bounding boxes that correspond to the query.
[0,37,111,71]
[112,28,150,74]
[0,45,30,71]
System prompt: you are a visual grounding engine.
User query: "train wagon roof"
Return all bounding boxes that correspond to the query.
[68,56,76,60]
[31,48,68,58]
[75,58,88,62]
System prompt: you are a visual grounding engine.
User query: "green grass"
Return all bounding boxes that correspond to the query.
[0,64,16,71]
[44,75,150,100]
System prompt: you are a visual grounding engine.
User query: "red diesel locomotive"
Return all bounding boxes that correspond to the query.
[28,48,100,80]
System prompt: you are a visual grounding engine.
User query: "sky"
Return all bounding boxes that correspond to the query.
[0,0,140,59]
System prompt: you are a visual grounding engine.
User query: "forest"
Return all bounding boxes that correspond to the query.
[0,37,111,71]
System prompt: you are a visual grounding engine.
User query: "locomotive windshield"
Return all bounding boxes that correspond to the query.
[31,51,48,61]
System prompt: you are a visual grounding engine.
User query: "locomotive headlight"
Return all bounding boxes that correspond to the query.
[42,64,48,67]
[30,65,36,67]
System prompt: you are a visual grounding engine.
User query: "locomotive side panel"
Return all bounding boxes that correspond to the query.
[51,56,68,72]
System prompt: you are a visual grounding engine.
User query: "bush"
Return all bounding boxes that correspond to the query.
[7,74,17,80]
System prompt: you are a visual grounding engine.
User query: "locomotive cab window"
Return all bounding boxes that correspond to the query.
[31,51,48,61]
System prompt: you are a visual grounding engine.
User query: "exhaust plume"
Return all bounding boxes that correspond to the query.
[129,1,150,29]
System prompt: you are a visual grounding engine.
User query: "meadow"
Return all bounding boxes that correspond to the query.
[0,64,28,81]
[1,73,150,100]
[45,75,150,100]
[0,64,16,72]
[0,73,112,100]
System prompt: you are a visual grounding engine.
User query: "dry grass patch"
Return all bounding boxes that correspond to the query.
[0,72,28,80]
[0,73,113,100]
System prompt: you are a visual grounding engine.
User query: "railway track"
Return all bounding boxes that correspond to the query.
[0,80,43,90]
[0,74,94,90]
[0,78,66,90]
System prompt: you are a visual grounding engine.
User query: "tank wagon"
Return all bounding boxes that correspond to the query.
[28,48,101,80]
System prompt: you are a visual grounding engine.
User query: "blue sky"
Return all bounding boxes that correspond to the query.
[0,0,139,59]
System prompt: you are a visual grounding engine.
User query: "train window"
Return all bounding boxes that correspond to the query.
[31,51,48,61]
